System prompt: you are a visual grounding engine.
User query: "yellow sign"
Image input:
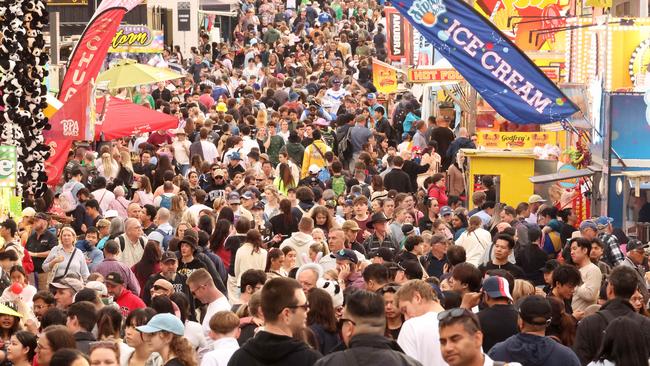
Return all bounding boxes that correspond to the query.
[407,68,464,83]
[372,59,398,94]
[607,22,650,91]
[109,25,164,54]
[476,131,556,149]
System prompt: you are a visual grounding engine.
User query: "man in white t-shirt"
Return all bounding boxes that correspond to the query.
[171,129,191,176]
[324,78,348,115]
[395,279,446,366]
[187,268,230,338]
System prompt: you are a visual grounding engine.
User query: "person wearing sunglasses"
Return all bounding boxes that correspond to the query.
[314,289,420,366]
[229,277,321,365]
[437,307,519,366]
[488,295,579,366]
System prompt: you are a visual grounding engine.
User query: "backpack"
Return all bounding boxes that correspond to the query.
[155,228,173,251]
[331,175,346,197]
[159,194,173,209]
[317,167,331,183]
[337,127,353,162]
[118,235,146,252]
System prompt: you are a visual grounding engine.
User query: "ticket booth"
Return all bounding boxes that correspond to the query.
[460,149,536,209]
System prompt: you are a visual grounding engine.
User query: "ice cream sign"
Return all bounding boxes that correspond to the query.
[0,146,17,188]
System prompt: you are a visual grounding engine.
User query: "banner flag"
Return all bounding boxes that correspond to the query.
[44,82,95,186]
[372,59,399,94]
[392,1,579,124]
[58,0,143,103]
[49,0,142,187]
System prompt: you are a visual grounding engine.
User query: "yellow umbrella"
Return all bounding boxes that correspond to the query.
[96,59,185,89]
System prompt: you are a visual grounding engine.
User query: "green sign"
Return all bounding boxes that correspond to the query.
[0,146,17,188]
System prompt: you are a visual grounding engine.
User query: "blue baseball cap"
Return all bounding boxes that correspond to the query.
[594,216,613,228]
[136,313,184,336]
[367,93,376,99]
[482,276,512,300]
[229,151,242,161]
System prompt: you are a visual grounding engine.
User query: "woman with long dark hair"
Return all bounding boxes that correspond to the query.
[234,229,268,286]
[123,308,161,366]
[589,317,648,366]
[306,288,340,355]
[7,330,37,366]
[264,248,285,279]
[210,219,232,263]
[131,241,162,296]
[269,199,299,240]
[153,155,175,189]
[451,212,468,240]
[546,295,576,347]
[274,163,296,196]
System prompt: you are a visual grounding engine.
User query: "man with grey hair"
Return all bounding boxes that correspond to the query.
[118,218,146,267]
[296,264,323,293]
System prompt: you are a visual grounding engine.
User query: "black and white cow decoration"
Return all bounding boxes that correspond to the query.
[0,0,50,199]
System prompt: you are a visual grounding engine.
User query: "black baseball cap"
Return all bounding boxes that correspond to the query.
[517,295,552,326]
[105,272,124,286]
[540,259,559,273]
[370,247,394,262]
[161,251,178,263]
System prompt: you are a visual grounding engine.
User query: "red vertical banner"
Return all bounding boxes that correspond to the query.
[385,7,407,62]
[47,0,143,186]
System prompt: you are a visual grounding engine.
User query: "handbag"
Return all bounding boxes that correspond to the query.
[48,247,78,283]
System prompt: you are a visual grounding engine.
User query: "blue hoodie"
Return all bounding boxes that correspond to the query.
[488,333,580,366]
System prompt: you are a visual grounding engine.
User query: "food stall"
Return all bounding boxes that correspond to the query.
[460,149,536,209]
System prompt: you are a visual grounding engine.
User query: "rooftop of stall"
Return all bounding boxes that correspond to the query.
[460,149,536,209]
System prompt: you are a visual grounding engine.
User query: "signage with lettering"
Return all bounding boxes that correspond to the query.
[47,0,88,5]
[0,146,17,188]
[385,7,406,61]
[407,68,463,83]
[109,25,164,53]
[476,132,556,149]
[393,0,579,124]
[178,2,191,32]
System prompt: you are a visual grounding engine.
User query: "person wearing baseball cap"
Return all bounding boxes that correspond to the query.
[137,313,192,365]
[476,276,518,351]
[142,250,192,306]
[50,276,84,309]
[335,249,365,290]
[488,295,580,365]
[105,272,145,316]
[341,220,366,255]
[26,211,57,291]
[525,194,546,225]
[579,218,624,267]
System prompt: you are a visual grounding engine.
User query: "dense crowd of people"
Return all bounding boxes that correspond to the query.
[4,0,650,366]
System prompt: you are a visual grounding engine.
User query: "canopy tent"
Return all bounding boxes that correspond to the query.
[96,59,184,89]
[94,96,178,140]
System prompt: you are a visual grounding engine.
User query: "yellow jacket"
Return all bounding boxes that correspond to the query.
[300,139,330,178]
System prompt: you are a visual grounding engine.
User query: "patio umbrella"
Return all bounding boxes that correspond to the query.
[96,59,184,89]
[94,96,178,140]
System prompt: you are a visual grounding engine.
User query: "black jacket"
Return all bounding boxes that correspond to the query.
[75,331,97,356]
[573,297,650,365]
[383,168,412,193]
[314,333,422,366]
[402,160,430,193]
[228,330,322,366]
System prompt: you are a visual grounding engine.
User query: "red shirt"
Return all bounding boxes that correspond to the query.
[428,185,448,207]
[199,94,215,109]
[147,132,172,147]
[115,288,146,317]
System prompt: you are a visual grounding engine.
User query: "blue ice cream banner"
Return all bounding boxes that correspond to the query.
[393,0,579,124]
